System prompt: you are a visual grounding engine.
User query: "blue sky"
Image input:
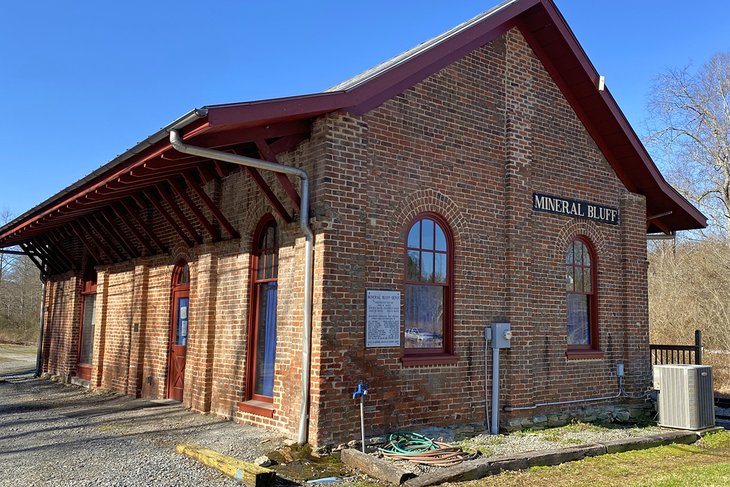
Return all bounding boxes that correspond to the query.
[0,1,728,218]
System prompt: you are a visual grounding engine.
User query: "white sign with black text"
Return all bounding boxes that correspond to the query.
[365,290,401,348]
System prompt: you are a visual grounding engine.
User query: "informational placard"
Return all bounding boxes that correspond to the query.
[365,290,401,348]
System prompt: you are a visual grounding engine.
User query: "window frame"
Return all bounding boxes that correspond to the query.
[241,214,279,417]
[565,236,602,359]
[401,212,457,366]
[76,269,97,381]
[166,260,191,401]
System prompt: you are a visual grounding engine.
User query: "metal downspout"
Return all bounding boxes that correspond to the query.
[35,279,47,377]
[168,130,315,445]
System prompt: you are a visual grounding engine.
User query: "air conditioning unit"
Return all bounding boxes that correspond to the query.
[653,364,715,430]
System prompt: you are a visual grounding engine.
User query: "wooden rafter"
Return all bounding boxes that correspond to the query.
[652,218,672,235]
[156,185,203,245]
[182,173,240,239]
[255,139,301,211]
[102,210,142,257]
[142,190,195,248]
[91,213,133,260]
[182,120,310,150]
[120,199,168,253]
[78,219,123,262]
[269,133,308,156]
[110,206,154,255]
[29,239,63,274]
[197,165,215,185]
[213,161,229,178]
[244,167,292,223]
[168,178,219,241]
[68,223,104,264]
[96,212,139,259]
[26,240,63,274]
[33,238,66,273]
[20,242,47,277]
[46,231,81,270]
[38,234,76,271]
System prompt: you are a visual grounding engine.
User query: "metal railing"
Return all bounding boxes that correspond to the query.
[650,329,702,365]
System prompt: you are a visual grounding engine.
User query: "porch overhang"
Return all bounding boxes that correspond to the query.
[0,100,329,275]
[0,0,707,276]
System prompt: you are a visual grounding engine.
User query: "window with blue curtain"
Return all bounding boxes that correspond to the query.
[249,217,278,401]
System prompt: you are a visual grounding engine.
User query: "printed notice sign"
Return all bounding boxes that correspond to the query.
[365,290,401,348]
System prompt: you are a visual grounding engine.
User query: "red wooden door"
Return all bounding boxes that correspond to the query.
[167,264,190,402]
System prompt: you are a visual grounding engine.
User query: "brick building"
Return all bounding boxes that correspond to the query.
[0,0,706,447]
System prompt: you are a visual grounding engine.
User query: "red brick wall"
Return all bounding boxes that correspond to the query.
[41,274,80,378]
[38,27,651,447]
[308,28,649,446]
[39,138,321,441]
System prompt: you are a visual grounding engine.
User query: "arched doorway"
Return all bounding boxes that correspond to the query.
[167,261,190,401]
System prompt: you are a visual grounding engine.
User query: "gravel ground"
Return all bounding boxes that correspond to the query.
[383,421,665,477]
[463,423,663,456]
[0,354,288,487]
[0,345,680,486]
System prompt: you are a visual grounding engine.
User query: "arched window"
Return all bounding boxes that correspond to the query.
[171,261,191,349]
[174,263,190,286]
[404,214,453,359]
[246,216,279,404]
[76,268,97,381]
[566,238,598,353]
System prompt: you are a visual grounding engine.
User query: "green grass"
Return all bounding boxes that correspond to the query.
[0,343,36,360]
[455,431,730,487]
[456,443,494,456]
[457,433,512,457]
[0,343,37,353]
[698,431,730,449]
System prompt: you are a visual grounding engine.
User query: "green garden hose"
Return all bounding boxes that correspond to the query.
[379,432,475,466]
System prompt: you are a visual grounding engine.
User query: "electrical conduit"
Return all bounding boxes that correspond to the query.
[504,374,626,412]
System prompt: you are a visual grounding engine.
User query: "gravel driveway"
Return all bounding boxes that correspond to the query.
[0,353,288,487]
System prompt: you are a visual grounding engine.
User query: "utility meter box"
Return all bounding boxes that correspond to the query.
[491,322,512,349]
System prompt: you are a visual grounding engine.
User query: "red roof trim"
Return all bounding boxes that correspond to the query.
[339,1,539,114]
[520,0,706,230]
[205,92,348,128]
[0,0,705,246]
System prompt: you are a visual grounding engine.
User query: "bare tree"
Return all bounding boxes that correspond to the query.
[0,209,14,283]
[647,53,730,237]
[649,240,730,351]
[0,209,42,343]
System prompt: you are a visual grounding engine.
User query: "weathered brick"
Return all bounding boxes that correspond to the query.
[39,28,651,447]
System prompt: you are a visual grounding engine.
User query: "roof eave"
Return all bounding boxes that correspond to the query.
[1,0,707,244]
[0,108,209,240]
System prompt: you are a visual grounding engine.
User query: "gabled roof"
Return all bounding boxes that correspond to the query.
[0,0,705,251]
